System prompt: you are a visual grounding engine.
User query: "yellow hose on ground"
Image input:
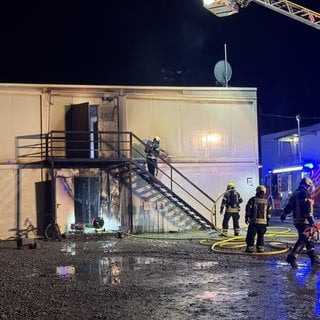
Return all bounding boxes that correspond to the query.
[206,226,298,255]
[209,233,291,255]
[128,195,298,256]
[207,195,295,255]
[129,226,297,256]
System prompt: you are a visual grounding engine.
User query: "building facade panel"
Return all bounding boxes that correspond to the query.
[0,84,258,236]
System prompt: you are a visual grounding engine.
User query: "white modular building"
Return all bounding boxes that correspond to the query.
[0,83,259,239]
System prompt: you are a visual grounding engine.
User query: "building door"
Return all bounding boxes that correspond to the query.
[35,181,52,236]
[74,177,100,224]
[65,102,91,158]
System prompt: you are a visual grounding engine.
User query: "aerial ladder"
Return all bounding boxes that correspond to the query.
[203,0,320,30]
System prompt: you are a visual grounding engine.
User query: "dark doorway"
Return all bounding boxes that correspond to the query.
[35,181,52,237]
[65,102,92,158]
[74,177,100,224]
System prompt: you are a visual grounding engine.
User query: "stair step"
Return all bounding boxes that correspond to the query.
[131,167,214,230]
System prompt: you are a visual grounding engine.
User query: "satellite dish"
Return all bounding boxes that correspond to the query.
[214,60,232,86]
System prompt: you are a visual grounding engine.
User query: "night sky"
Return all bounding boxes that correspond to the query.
[0,0,319,135]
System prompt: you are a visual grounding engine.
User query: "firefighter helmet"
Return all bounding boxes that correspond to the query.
[227,182,235,189]
[256,185,266,194]
[299,177,313,188]
[153,136,161,142]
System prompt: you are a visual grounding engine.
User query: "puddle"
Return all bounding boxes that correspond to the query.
[196,289,248,302]
[46,251,320,319]
[192,261,219,269]
[60,240,117,255]
[60,242,76,255]
[54,256,170,285]
[56,265,76,278]
[268,257,309,268]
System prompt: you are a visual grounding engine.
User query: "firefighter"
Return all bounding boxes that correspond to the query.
[145,136,161,176]
[281,177,320,268]
[220,182,243,236]
[245,185,272,253]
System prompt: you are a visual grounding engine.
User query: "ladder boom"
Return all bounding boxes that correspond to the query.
[203,0,320,30]
[249,0,320,30]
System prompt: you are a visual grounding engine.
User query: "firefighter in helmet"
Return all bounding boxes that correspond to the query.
[281,177,320,268]
[145,136,161,176]
[220,182,243,236]
[245,185,272,253]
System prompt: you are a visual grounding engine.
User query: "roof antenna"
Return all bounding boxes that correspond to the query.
[224,43,229,87]
[214,43,232,87]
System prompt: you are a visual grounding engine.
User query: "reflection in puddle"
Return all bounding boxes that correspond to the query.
[193,261,218,269]
[60,242,76,255]
[196,289,248,302]
[54,256,166,285]
[56,265,76,278]
[268,258,309,268]
[102,241,118,252]
[288,265,320,317]
[60,241,117,256]
[270,258,320,318]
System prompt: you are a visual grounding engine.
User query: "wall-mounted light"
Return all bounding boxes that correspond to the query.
[304,162,314,170]
[272,166,303,174]
[201,133,222,144]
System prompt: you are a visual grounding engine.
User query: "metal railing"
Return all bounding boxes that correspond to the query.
[16,131,216,225]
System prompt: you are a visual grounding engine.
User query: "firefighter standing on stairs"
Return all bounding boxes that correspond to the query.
[220,182,243,236]
[145,136,161,176]
[281,177,320,268]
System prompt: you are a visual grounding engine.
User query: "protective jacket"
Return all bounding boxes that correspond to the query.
[220,189,243,213]
[245,195,271,225]
[145,140,161,176]
[245,193,272,253]
[281,183,320,267]
[145,140,160,159]
[220,188,243,236]
[282,186,314,225]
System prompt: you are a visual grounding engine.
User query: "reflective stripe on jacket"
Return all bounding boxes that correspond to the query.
[283,187,314,225]
[245,196,271,225]
[220,189,243,213]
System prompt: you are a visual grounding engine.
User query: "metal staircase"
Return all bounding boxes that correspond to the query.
[16,131,216,231]
[130,161,213,230]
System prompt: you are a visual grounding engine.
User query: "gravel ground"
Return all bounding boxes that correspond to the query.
[1,221,320,320]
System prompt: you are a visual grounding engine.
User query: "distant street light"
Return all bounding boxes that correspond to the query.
[296,114,301,165]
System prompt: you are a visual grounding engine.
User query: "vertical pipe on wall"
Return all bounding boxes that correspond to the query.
[40,94,44,181]
[118,91,126,131]
[116,96,120,158]
[129,133,133,233]
[51,160,56,221]
[16,167,20,239]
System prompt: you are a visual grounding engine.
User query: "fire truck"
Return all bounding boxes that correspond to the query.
[203,0,320,30]
[264,163,320,216]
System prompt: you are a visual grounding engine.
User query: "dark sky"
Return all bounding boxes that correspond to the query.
[0,0,319,135]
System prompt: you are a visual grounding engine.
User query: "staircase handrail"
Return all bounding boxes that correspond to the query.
[15,130,216,223]
[129,132,216,219]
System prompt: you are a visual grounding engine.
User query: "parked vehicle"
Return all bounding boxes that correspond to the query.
[264,162,320,216]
